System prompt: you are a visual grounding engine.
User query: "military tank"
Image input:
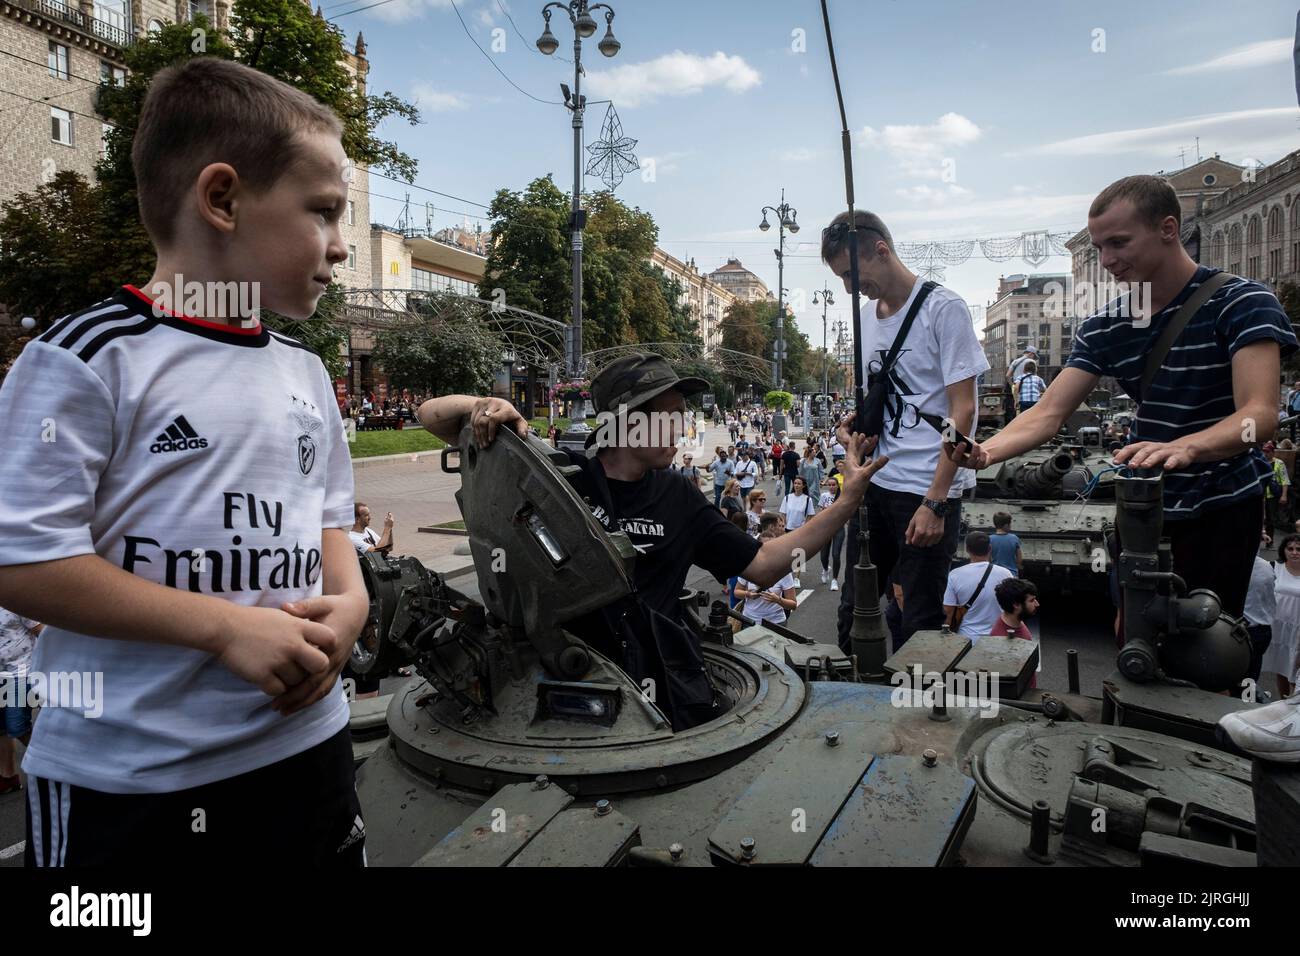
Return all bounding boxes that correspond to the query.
[961,443,1115,594]
[345,425,1277,866]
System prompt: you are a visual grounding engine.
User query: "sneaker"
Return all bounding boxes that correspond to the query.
[821,569,830,585]
[829,579,839,591]
[1218,694,1300,763]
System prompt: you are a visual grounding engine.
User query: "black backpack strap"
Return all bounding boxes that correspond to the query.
[963,562,995,609]
[1140,271,1235,402]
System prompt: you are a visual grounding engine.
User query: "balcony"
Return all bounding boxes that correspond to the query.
[8,0,134,48]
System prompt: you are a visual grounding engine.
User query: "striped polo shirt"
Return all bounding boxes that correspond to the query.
[1066,266,1297,520]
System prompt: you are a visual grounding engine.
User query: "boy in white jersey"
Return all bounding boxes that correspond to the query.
[0,58,369,866]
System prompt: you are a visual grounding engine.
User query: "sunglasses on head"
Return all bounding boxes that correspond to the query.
[822,221,887,246]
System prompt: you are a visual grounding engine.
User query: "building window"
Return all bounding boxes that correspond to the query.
[49,42,69,81]
[347,200,355,225]
[347,245,357,270]
[51,107,73,146]
[1016,324,1029,337]
[189,0,210,20]
[100,123,114,160]
[147,18,164,33]
[100,61,126,87]
[1203,174,1217,186]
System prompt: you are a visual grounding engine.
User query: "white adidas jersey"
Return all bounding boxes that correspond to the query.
[0,286,355,794]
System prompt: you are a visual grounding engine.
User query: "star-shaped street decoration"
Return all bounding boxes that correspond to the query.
[585,104,638,191]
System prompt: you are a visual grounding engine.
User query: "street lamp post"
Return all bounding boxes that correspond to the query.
[537,1,621,378]
[813,285,834,408]
[759,188,798,388]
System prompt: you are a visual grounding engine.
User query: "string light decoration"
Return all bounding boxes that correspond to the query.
[585,103,639,190]
[887,231,1076,281]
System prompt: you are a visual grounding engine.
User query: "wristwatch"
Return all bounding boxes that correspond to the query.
[921,497,950,518]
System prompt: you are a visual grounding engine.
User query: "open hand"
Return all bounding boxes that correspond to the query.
[1113,440,1196,471]
[837,433,888,502]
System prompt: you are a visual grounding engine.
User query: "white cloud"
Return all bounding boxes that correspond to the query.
[858,112,983,178]
[1022,107,1300,163]
[585,51,761,108]
[1163,38,1291,75]
[411,83,469,112]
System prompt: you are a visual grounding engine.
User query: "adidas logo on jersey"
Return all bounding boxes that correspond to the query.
[149,415,209,454]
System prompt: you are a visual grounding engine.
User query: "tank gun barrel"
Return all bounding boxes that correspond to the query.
[1015,451,1076,497]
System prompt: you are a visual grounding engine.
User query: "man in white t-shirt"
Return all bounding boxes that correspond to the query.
[350,502,393,554]
[823,210,988,650]
[942,533,1015,641]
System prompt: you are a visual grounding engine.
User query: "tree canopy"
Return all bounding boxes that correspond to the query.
[0,0,419,355]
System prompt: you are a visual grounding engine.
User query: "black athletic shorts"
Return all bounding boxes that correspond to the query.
[26,727,364,867]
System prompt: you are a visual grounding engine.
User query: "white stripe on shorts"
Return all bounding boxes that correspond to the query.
[27,776,43,867]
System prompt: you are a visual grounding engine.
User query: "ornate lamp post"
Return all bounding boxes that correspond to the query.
[537,1,621,378]
[813,286,835,407]
[758,188,798,388]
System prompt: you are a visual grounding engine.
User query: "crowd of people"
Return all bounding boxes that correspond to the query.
[4,55,1300,872]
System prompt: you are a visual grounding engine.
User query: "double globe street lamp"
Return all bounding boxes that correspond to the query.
[759,190,798,387]
[813,286,835,406]
[537,1,621,378]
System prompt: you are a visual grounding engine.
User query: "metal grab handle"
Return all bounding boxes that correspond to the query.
[440,447,461,473]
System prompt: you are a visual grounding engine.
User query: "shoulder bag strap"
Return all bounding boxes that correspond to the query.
[881,280,938,375]
[963,562,995,610]
[1140,271,1235,402]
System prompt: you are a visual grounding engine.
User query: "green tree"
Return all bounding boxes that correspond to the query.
[262,283,350,380]
[654,268,701,346]
[0,172,117,326]
[373,293,503,396]
[765,390,795,413]
[0,2,419,339]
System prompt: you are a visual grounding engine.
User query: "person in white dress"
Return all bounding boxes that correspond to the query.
[1263,534,1300,699]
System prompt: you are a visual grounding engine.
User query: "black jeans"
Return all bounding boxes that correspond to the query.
[1162,493,1262,619]
[837,484,962,652]
[820,524,846,577]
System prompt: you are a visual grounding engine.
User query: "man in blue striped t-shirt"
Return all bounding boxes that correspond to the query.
[947,175,1296,617]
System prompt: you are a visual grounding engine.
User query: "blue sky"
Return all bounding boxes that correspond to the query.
[330,0,1300,343]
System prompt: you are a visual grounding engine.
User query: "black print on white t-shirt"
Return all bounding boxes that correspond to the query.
[867,350,921,432]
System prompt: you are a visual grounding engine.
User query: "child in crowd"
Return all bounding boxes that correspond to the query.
[735,532,798,624]
[989,511,1022,574]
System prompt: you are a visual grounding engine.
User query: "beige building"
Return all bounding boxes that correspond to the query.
[650,248,735,354]
[1199,149,1300,288]
[981,273,1072,383]
[0,0,374,299]
[706,257,772,303]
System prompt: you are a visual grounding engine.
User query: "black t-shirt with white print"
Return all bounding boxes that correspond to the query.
[562,450,760,619]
